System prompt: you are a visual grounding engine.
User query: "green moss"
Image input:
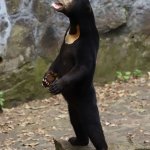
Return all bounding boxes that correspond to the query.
[1,57,51,107]
[95,36,150,83]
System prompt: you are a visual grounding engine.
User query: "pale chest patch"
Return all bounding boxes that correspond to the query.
[65,25,80,44]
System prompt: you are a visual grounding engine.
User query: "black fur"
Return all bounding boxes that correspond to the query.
[43,0,108,149]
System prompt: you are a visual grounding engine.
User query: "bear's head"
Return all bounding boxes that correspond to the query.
[51,0,98,38]
[51,0,92,18]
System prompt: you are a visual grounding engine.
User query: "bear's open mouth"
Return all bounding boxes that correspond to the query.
[51,1,64,11]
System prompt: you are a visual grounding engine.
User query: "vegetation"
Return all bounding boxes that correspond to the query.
[133,69,143,78]
[116,69,142,82]
[0,91,5,113]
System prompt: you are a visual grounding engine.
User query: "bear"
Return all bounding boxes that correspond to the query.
[42,0,108,149]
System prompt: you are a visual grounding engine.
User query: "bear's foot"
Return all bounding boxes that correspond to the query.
[96,144,108,150]
[68,137,89,146]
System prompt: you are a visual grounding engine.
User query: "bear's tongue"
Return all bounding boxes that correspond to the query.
[51,2,63,10]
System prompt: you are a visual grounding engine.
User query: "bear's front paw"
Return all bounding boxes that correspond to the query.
[49,80,63,95]
[42,77,50,87]
[42,71,57,88]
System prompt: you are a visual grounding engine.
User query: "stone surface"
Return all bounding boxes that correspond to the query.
[0,0,12,60]
[54,139,134,150]
[95,35,150,82]
[0,57,50,106]
[6,0,20,14]
[54,139,95,150]
[128,0,150,34]
[91,0,127,32]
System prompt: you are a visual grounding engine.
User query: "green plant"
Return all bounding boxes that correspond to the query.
[133,69,142,78]
[0,91,5,108]
[116,71,123,81]
[116,69,142,82]
[124,71,132,81]
[116,71,132,82]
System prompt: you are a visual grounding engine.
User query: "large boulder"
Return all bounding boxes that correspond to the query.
[128,0,150,34]
[91,0,127,32]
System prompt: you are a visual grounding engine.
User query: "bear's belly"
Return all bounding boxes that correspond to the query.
[59,44,76,76]
[59,59,74,76]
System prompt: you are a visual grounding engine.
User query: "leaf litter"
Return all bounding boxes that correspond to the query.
[0,76,150,149]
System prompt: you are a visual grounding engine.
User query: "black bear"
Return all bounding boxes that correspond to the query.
[42,0,108,149]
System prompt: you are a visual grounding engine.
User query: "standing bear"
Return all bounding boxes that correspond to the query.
[42,0,108,149]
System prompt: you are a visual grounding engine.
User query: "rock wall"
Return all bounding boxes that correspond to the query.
[0,0,150,105]
[92,0,150,34]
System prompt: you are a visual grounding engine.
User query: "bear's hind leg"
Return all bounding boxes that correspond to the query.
[87,122,108,150]
[68,105,89,146]
[79,103,108,150]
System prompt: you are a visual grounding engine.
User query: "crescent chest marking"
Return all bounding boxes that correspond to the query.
[65,25,80,44]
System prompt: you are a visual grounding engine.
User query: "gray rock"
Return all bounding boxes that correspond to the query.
[44,0,150,34]
[54,139,134,150]
[128,0,150,34]
[91,0,127,32]
[0,0,12,61]
[54,139,95,150]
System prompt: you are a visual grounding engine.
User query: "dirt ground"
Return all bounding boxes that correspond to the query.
[0,76,150,150]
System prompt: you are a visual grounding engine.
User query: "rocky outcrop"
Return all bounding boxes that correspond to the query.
[0,0,150,104]
[1,0,150,63]
[91,0,128,32]
[128,0,150,34]
[0,0,12,62]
